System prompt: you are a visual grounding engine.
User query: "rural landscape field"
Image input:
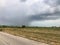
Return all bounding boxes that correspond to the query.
[0,26,60,45]
[0,0,60,45]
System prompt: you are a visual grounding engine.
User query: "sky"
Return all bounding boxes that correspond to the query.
[0,0,60,27]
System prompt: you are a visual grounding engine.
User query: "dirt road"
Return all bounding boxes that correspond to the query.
[0,32,48,45]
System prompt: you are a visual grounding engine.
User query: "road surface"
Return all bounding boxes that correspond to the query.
[0,32,48,45]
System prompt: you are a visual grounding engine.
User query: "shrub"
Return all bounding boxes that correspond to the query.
[22,25,26,28]
[0,29,2,31]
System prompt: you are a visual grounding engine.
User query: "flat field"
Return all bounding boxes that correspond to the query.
[0,27,60,45]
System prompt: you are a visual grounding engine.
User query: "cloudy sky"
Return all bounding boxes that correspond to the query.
[0,0,60,27]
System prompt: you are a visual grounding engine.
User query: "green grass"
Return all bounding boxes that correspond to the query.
[1,27,60,45]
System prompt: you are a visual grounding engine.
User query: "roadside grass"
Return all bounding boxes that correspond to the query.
[0,27,60,45]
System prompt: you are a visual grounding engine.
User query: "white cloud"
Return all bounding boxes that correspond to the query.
[0,0,6,7]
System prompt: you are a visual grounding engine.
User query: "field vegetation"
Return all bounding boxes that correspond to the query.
[0,25,60,45]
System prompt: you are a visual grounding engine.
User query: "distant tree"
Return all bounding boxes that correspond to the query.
[22,25,26,28]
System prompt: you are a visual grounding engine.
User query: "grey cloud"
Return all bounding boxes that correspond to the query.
[45,0,60,6]
[20,0,26,2]
[0,0,60,26]
[30,11,60,21]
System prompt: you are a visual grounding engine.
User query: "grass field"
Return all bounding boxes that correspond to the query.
[0,27,60,45]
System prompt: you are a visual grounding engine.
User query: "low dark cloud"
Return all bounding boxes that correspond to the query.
[30,12,60,21]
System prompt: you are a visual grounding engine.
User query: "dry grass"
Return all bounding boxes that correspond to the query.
[1,27,60,45]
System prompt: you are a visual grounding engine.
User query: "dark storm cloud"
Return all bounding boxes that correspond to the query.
[0,0,60,26]
[30,12,60,21]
